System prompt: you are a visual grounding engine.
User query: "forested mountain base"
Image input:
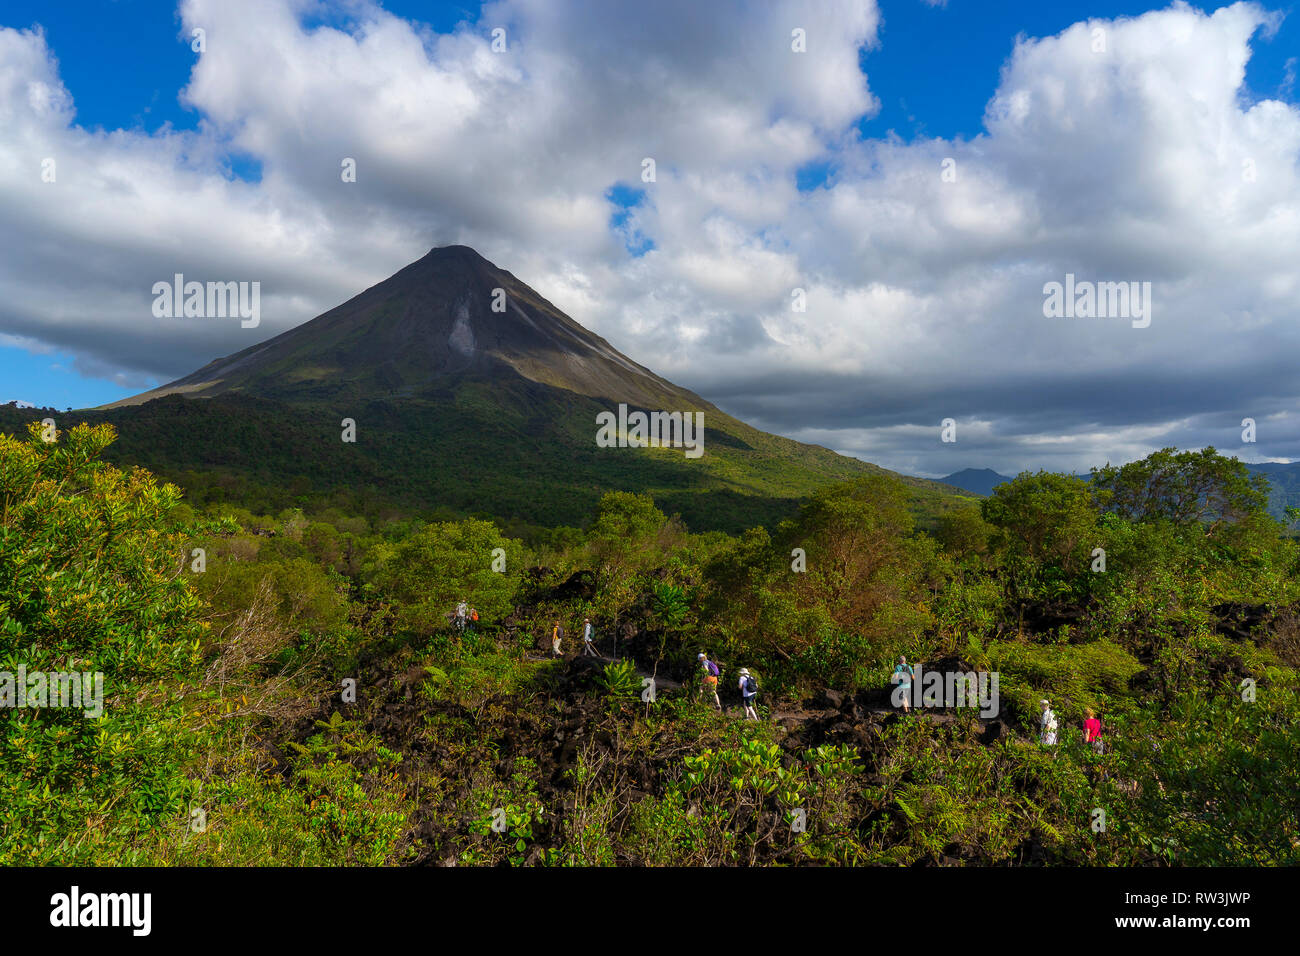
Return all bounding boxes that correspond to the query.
[2,422,1297,865]
[0,394,968,538]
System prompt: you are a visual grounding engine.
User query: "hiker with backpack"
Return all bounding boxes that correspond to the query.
[893,655,915,713]
[469,607,479,632]
[455,600,468,634]
[581,617,599,657]
[698,653,721,710]
[738,668,758,720]
[1083,707,1104,754]
[1039,699,1058,746]
[551,619,565,658]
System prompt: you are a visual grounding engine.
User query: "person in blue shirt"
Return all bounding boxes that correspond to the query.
[893,655,915,713]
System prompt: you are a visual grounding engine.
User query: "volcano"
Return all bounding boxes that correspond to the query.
[108,245,702,412]
[8,246,965,533]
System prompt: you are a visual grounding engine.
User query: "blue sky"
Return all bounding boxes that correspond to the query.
[2,1,1298,476]
[0,1,486,145]
[0,347,112,410]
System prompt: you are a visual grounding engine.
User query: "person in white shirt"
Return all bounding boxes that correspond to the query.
[1039,699,1058,746]
[581,618,598,657]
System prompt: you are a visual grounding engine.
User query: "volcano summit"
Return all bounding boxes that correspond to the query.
[111,245,699,411]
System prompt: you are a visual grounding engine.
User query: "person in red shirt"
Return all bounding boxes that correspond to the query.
[1083,707,1104,754]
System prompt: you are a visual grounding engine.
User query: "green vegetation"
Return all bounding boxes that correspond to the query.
[0,393,970,537]
[3,423,1298,866]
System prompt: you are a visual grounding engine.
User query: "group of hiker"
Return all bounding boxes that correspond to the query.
[894,654,1107,751]
[549,627,764,718]
[453,601,480,633]
[696,652,760,720]
[549,618,599,658]
[457,605,1101,740]
[542,622,762,719]
[1038,699,1105,753]
[547,625,761,718]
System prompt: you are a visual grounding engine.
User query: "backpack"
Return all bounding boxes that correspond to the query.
[706,660,719,677]
[743,676,757,695]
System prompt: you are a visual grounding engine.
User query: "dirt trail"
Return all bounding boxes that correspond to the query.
[771,706,1006,729]
[771,706,889,721]
[523,651,683,690]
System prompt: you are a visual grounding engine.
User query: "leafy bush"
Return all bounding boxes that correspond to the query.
[0,423,207,862]
[986,639,1142,726]
[594,658,642,700]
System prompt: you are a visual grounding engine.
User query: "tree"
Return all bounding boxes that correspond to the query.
[934,506,992,561]
[1090,447,1269,533]
[697,475,933,689]
[363,518,526,636]
[787,474,921,635]
[981,472,1099,601]
[587,492,671,617]
[589,491,668,573]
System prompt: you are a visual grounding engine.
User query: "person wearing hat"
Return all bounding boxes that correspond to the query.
[1039,699,1058,746]
[738,668,759,720]
[698,653,721,710]
[581,617,599,657]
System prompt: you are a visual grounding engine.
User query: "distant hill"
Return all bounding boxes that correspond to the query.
[937,468,1015,497]
[936,462,1300,524]
[3,246,967,534]
[1246,462,1300,522]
